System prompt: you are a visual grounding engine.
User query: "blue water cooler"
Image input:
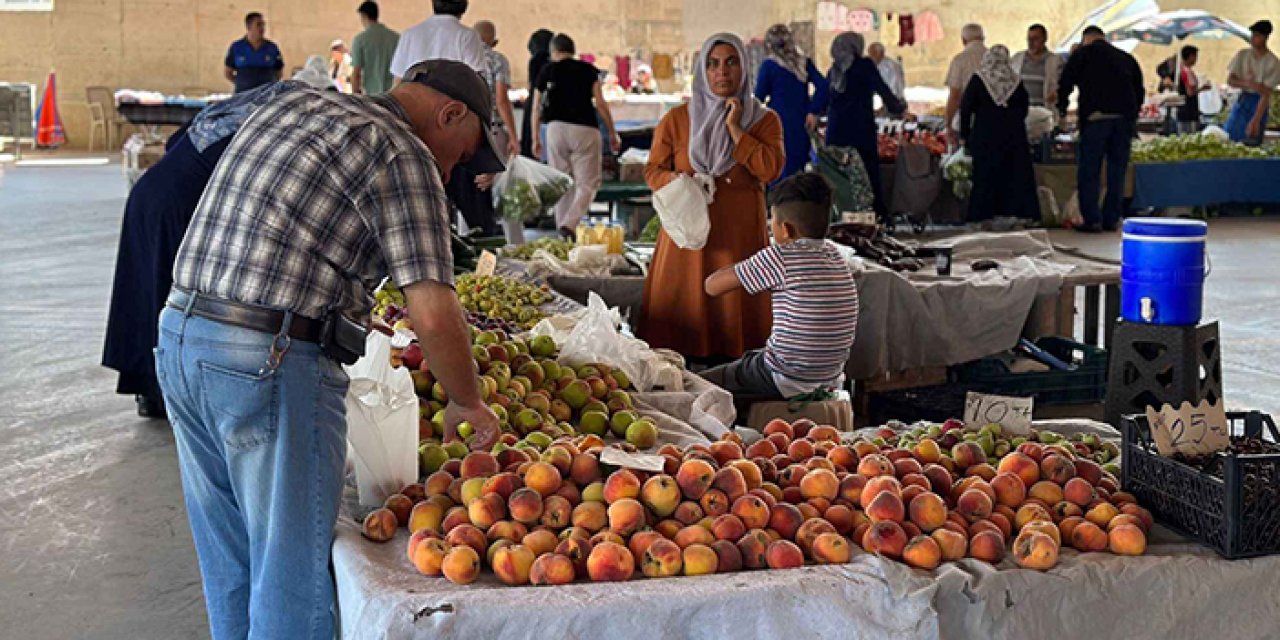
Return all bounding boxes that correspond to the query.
[1120,218,1208,325]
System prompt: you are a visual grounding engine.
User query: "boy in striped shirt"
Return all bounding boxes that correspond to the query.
[701,173,859,399]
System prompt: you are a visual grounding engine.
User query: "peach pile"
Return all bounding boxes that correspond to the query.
[362,417,1151,585]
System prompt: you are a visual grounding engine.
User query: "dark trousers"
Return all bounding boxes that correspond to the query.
[1076,117,1134,227]
[445,164,497,236]
[700,350,782,399]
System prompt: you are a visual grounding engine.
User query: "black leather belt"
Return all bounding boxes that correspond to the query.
[166,287,324,343]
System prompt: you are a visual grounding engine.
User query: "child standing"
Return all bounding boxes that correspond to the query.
[700,173,859,398]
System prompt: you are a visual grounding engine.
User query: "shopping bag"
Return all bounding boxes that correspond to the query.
[940,147,972,200]
[493,155,575,221]
[553,292,682,392]
[652,173,713,250]
[344,331,419,507]
[893,142,942,213]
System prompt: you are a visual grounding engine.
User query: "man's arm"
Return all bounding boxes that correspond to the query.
[351,66,364,94]
[495,80,519,156]
[530,89,544,156]
[593,81,621,153]
[224,66,236,84]
[403,281,500,450]
[705,265,744,297]
[1056,53,1080,116]
[945,86,962,141]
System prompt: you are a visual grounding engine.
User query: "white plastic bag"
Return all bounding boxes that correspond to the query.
[344,332,419,507]
[493,155,574,221]
[1198,83,1224,115]
[652,173,714,250]
[552,292,682,392]
[941,147,973,200]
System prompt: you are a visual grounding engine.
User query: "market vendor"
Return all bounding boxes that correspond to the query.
[639,32,784,360]
[701,173,857,399]
[157,60,502,639]
[102,58,335,418]
[224,12,284,94]
[1225,20,1280,145]
[754,23,828,183]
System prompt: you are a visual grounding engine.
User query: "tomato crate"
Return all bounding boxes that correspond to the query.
[951,337,1107,406]
[1121,411,1280,559]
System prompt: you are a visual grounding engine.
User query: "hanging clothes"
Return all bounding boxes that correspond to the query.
[652,53,674,79]
[847,9,875,33]
[616,56,631,90]
[915,11,945,44]
[881,13,900,49]
[898,14,916,47]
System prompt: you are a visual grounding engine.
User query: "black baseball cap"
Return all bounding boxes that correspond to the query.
[404,59,506,174]
[1250,20,1273,36]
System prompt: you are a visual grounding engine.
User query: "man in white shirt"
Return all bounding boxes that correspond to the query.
[389,0,487,80]
[944,23,987,144]
[1011,24,1063,108]
[1225,20,1280,144]
[867,42,905,103]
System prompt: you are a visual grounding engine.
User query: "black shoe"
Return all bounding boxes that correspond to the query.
[136,394,167,419]
[1074,223,1103,234]
[1102,222,1120,232]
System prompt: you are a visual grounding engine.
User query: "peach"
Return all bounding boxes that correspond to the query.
[800,468,839,501]
[1107,514,1144,533]
[809,425,840,442]
[913,438,943,464]
[988,473,1025,509]
[441,545,481,584]
[762,418,795,440]
[699,488,730,518]
[655,518,683,539]
[535,495,569,529]
[712,514,748,542]
[907,492,947,532]
[460,477,487,507]
[460,452,500,479]
[638,474,680,518]
[1073,458,1104,486]
[900,484,927,507]
[968,529,1006,564]
[839,473,869,505]
[481,472,522,500]
[442,460,463,478]
[409,500,447,534]
[824,504,855,535]
[957,489,994,523]
[712,466,749,501]
[586,541,636,582]
[711,539,743,572]
[411,537,450,576]
[590,530,626,549]
[1120,504,1154,533]
[507,487,544,525]
[1052,501,1083,521]
[996,452,1041,488]
[951,442,987,471]
[737,529,772,569]
[1070,520,1108,551]
[1028,481,1065,506]
[860,476,902,510]
[1014,503,1053,531]
[675,524,716,549]
[968,463,998,482]
[731,494,771,530]
[468,493,507,530]
[444,524,486,557]
[682,543,719,576]
[756,484,782,505]
[852,440,880,459]
[1110,491,1137,505]
[486,520,529,544]
[1021,519,1061,546]
[674,500,705,525]
[554,536,593,578]
[893,458,924,479]
[806,532,849,564]
[522,461,561,497]
[400,483,427,504]
[745,439,778,460]
[708,440,744,467]
[530,552,577,586]
[407,528,441,563]
[441,505,472,534]
[361,508,398,542]
[641,538,684,578]
[778,464,809,489]
[767,503,805,540]
[795,518,837,557]
[931,527,968,561]
[765,539,805,569]
[1039,455,1076,485]
[1108,523,1147,556]
[785,438,814,463]
[1013,530,1059,571]
[492,544,536,585]
[827,445,858,470]
[1085,502,1120,528]
[900,473,930,492]
[729,460,764,490]
[987,512,1012,539]
[1061,477,1095,507]
[857,454,895,477]
[571,501,607,532]
[863,521,909,559]
[766,432,792,453]
[383,494,414,527]
[676,459,717,500]
[922,464,953,496]
[424,471,453,497]
[602,469,642,504]
[1016,441,1045,462]
[605,498,645,536]
[569,453,602,486]
[866,491,906,524]
[900,534,941,570]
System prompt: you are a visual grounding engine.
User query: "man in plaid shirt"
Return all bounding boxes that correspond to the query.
[158,59,503,639]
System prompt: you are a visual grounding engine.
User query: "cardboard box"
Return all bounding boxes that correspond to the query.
[619,161,646,183]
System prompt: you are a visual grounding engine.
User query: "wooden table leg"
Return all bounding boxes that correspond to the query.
[1056,286,1076,340]
[1084,285,1100,346]
[1104,285,1120,349]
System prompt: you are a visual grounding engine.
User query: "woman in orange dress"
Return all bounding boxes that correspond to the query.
[640,33,785,360]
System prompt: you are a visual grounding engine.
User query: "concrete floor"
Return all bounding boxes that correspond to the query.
[1,160,1278,639]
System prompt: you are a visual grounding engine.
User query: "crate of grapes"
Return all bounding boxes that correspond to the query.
[1120,411,1280,559]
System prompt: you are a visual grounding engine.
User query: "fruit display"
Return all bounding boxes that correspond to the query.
[502,237,575,262]
[455,273,554,330]
[373,281,408,323]
[451,231,508,273]
[1132,133,1277,163]
[362,416,1152,588]
[878,131,948,162]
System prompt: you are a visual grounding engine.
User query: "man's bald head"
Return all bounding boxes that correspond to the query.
[961,23,984,44]
[388,82,485,182]
[475,20,496,47]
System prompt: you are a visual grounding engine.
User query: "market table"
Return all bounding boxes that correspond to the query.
[115,100,212,127]
[1131,158,1280,209]
[594,181,651,218]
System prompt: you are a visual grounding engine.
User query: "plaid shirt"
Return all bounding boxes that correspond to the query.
[174,88,454,321]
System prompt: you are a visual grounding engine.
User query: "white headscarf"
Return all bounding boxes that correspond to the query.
[293,55,338,91]
[765,24,808,83]
[977,45,1019,107]
[828,32,865,94]
[689,33,769,177]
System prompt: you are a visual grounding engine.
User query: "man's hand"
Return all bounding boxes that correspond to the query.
[443,401,501,451]
[609,132,622,154]
[532,137,543,158]
[475,173,496,191]
[1247,119,1261,139]
[804,113,819,132]
[370,317,394,336]
[505,136,521,158]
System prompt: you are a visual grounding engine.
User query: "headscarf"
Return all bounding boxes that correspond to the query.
[688,33,769,177]
[828,32,865,94]
[527,29,553,57]
[765,24,808,83]
[976,45,1019,107]
[294,55,338,91]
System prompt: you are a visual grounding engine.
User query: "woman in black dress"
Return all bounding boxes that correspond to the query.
[521,29,554,158]
[960,45,1040,222]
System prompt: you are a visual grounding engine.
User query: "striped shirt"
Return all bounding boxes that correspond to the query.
[735,239,858,391]
[174,89,454,322]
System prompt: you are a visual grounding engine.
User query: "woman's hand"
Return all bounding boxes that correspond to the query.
[726,97,745,143]
[532,137,543,158]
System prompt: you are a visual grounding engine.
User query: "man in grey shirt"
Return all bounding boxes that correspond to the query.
[1012,23,1062,108]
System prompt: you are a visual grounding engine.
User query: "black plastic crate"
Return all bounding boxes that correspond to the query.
[867,383,972,426]
[1106,321,1222,427]
[952,337,1107,406]
[1121,411,1280,559]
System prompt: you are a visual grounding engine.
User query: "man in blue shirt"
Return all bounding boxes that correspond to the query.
[224,12,284,94]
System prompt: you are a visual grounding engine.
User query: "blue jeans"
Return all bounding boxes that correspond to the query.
[156,306,349,640]
[1076,117,1135,227]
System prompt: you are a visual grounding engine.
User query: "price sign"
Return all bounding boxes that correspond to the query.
[1144,399,1230,457]
[599,447,666,473]
[474,250,497,277]
[964,392,1035,435]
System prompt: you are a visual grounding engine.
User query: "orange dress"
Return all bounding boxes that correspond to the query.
[639,104,785,359]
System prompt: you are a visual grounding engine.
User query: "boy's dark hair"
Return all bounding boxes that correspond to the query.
[432,0,468,17]
[245,12,263,27]
[552,34,576,55]
[1181,45,1199,60]
[1082,25,1105,38]
[358,1,379,21]
[768,172,833,239]
[1028,24,1047,37]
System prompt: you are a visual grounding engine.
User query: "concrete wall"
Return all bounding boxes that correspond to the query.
[2,0,1278,149]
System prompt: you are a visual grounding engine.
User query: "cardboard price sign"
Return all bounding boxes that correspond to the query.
[474,250,497,277]
[964,392,1034,435]
[599,447,666,473]
[1144,399,1230,458]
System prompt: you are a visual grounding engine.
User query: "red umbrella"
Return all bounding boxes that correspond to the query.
[35,72,65,148]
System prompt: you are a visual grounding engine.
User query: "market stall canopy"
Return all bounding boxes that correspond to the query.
[1107,9,1251,45]
[1057,0,1160,51]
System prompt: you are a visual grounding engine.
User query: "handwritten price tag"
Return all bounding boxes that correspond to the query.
[964,392,1034,435]
[1144,399,1231,457]
[474,250,498,277]
[599,447,666,473]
